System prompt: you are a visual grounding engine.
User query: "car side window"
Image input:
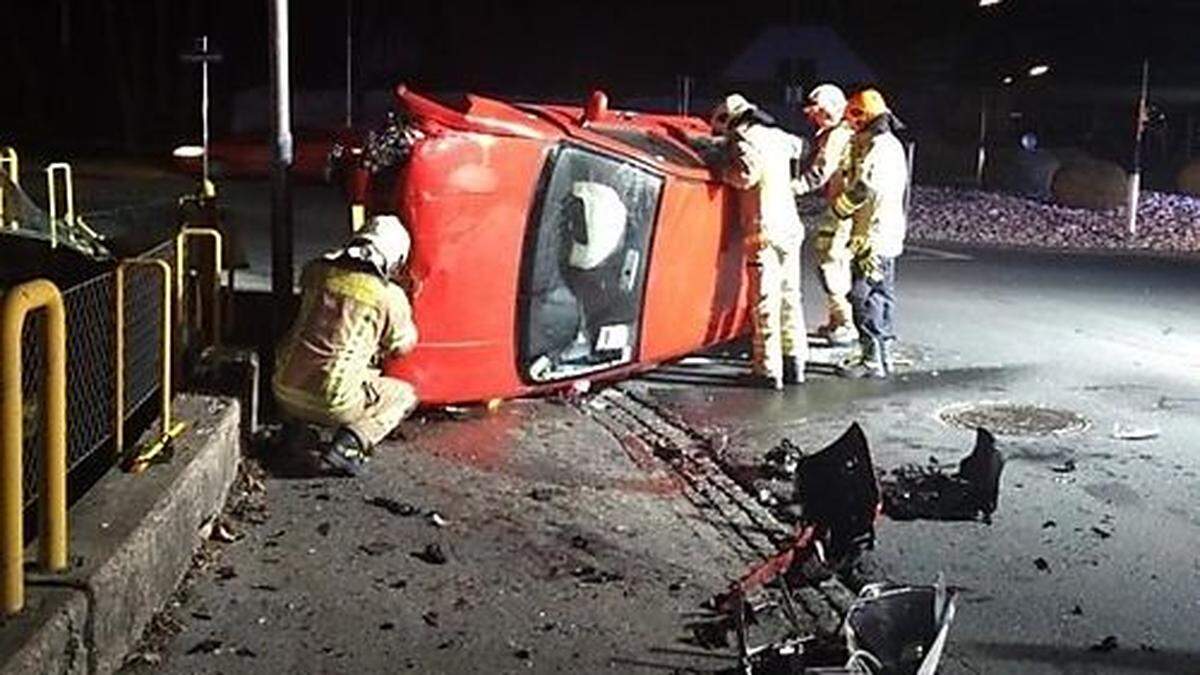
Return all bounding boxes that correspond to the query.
[519,146,663,382]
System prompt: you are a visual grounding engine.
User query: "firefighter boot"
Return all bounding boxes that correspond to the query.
[837,337,887,379]
[319,427,371,477]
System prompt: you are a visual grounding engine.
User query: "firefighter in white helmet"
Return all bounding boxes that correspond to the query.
[711,93,809,389]
[792,83,858,346]
[831,88,909,378]
[273,215,419,475]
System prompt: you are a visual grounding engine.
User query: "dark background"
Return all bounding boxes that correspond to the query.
[4,1,1200,183]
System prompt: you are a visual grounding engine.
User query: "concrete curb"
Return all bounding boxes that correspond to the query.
[0,394,241,675]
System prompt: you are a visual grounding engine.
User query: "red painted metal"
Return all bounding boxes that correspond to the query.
[381,87,753,405]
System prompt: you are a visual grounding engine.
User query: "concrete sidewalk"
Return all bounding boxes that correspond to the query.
[0,396,240,675]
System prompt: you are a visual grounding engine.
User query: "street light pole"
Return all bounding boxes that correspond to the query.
[975,89,988,187]
[268,0,294,344]
[1128,58,1150,236]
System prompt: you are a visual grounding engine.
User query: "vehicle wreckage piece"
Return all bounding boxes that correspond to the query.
[717,423,881,614]
[881,428,1005,522]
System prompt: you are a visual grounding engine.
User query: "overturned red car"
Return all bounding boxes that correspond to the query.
[351,87,755,405]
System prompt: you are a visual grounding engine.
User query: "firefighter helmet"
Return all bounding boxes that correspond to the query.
[710,93,756,136]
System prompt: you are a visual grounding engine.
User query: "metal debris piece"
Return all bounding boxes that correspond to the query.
[210,520,238,543]
[841,576,958,675]
[413,543,448,565]
[364,496,419,517]
[881,428,1005,523]
[1111,423,1160,441]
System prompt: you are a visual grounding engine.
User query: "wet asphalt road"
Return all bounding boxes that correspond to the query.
[630,245,1200,674]
[60,170,1198,672]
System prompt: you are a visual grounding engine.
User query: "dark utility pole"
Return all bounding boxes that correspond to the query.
[268,0,295,343]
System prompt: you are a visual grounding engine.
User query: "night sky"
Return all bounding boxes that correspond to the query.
[2,1,1199,152]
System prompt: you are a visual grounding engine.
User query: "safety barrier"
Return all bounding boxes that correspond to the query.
[1,280,68,615]
[0,147,17,230]
[115,259,185,473]
[175,227,224,348]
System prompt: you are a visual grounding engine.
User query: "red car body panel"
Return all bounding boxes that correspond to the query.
[380,87,753,405]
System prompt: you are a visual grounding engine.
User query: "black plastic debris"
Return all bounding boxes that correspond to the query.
[1034,557,1051,572]
[764,438,803,478]
[186,639,223,655]
[1090,635,1119,652]
[1091,526,1113,539]
[364,496,419,517]
[412,543,448,565]
[794,422,881,559]
[881,428,1005,523]
[1051,459,1077,474]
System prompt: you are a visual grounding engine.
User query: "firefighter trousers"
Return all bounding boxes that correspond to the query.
[749,238,808,378]
[814,211,854,328]
[277,370,417,449]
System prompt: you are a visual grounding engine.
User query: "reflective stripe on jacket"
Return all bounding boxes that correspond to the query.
[273,260,417,415]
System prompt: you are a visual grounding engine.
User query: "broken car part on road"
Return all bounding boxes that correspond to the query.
[880,428,1006,523]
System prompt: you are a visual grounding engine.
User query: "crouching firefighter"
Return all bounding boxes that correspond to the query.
[711,93,809,389]
[831,88,909,378]
[272,215,419,475]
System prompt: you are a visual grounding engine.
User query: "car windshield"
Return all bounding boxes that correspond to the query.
[518,145,663,382]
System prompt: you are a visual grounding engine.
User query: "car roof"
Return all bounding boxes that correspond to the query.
[396,86,714,181]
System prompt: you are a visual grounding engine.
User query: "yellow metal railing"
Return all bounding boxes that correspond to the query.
[45,163,75,250]
[115,259,186,473]
[0,280,68,615]
[175,227,224,347]
[0,147,17,231]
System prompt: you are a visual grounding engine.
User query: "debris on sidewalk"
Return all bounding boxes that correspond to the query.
[881,428,1006,523]
[1111,423,1160,441]
[364,496,419,517]
[412,543,448,565]
[1089,635,1119,652]
[428,512,448,528]
[1050,459,1077,474]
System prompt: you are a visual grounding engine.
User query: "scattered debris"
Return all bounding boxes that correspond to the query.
[215,565,237,581]
[528,487,555,502]
[1071,605,1084,615]
[364,497,419,517]
[186,639,224,655]
[1091,526,1113,539]
[570,535,589,550]
[794,422,881,558]
[250,583,278,592]
[379,622,396,631]
[388,579,408,589]
[763,438,803,478]
[1111,423,1160,441]
[358,541,398,556]
[1139,642,1158,652]
[513,647,532,660]
[412,543,448,565]
[881,428,1005,523]
[1042,520,1057,529]
[1051,459,1077,474]
[209,519,239,543]
[234,647,257,658]
[570,565,623,584]
[316,522,331,536]
[1089,635,1119,653]
[422,611,440,627]
[428,512,448,528]
[191,611,213,621]
[124,651,162,666]
[1034,557,1051,573]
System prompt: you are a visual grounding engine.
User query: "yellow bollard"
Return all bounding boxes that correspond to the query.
[1,280,68,615]
[115,259,185,471]
[174,227,224,347]
[0,147,17,231]
[45,163,75,250]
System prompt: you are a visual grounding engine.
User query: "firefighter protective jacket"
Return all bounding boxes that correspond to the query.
[273,260,417,418]
[793,121,854,202]
[721,122,806,248]
[835,119,908,258]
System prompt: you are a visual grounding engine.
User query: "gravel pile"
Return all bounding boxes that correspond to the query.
[908,186,1200,255]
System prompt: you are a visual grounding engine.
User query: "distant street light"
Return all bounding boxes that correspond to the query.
[978,0,1003,6]
[1028,64,1051,77]
[1001,75,1015,85]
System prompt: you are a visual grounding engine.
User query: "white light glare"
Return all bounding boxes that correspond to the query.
[1028,64,1051,77]
[172,145,204,159]
[979,0,1003,6]
[1002,75,1015,85]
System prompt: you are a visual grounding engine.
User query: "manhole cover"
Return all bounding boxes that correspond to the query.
[938,401,1088,436]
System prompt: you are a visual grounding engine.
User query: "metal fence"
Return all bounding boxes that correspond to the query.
[18,239,175,510]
